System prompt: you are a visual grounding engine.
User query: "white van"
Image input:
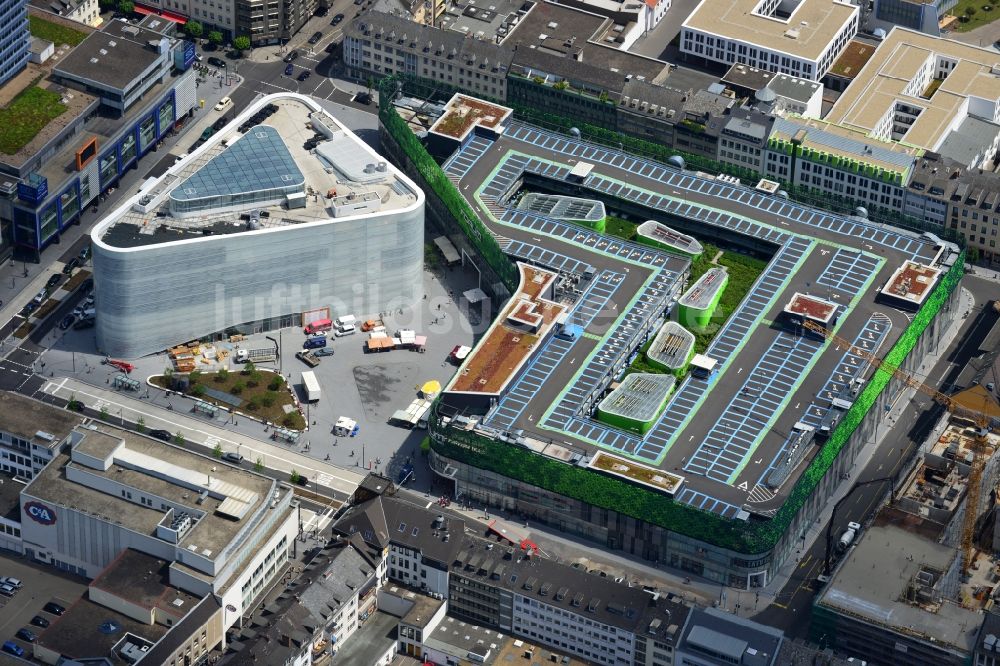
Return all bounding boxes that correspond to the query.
[334,324,357,337]
[336,314,357,328]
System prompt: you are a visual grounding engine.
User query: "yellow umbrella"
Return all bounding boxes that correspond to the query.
[421,380,442,399]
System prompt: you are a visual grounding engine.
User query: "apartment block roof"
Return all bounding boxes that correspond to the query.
[826,27,1000,151]
[678,607,783,666]
[452,531,688,637]
[682,0,858,62]
[344,12,514,72]
[333,493,468,567]
[936,116,1000,167]
[0,391,82,448]
[55,18,171,91]
[816,519,979,655]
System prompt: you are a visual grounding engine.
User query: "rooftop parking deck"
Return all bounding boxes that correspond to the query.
[436,115,952,518]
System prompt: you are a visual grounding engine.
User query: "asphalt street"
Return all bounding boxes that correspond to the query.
[752,275,1000,639]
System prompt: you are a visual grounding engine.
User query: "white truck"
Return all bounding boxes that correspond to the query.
[235,347,277,363]
[301,370,321,402]
[838,521,862,552]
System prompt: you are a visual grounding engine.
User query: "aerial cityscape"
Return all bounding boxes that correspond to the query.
[0,0,998,662]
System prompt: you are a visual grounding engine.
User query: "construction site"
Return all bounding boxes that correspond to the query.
[812,348,1000,665]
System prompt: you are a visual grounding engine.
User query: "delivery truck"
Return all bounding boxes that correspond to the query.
[301,370,321,402]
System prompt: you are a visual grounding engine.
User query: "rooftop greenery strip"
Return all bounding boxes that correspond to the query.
[378,77,518,292]
[0,83,67,155]
[28,14,88,46]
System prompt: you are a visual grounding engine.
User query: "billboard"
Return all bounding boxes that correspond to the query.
[24,501,57,525]
[17,175,49,205]
[76,136,99,171]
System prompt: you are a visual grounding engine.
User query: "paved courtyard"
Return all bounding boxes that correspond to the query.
[36,263,487,485]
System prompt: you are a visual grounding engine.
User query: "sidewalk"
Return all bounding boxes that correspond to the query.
[0,260,69,334]
[41,376,366,499]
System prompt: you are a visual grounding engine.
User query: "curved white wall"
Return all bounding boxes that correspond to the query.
[93,206,423,358]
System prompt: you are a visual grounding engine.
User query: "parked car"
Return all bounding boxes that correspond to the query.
[201,126,216,141]
[303,335,327,349]
[15,628,36,643]
[46,274,61,289]
[73,318,95,330]
[1,577,22,589]
[62,258,79,275]
[314,5,328,16]
[207,56,227,68]
[295,350,321,367]
[30,616,49,629]
[59,314,76,330]
[212,116,229,131]
[297,70,311,82]
[354,92,372,105]
[43,602,66,616]
[78,245,91,262]
[314,347,335,357]
[308,31,323,45]
[284,50,299,63]
[32,288,47,305]
[148,429,172,442]
[0,584,16,597]
[222,452,244,464]
[284,63,294,76]
[331,12,344,24]
[214,96,232,111]
[333,324,356,337]
[2,641,23,657]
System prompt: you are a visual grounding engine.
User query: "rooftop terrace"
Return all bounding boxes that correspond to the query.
[785,292,838,323]
[448,263,564,394]
[97,94,419,248]
[880,261,941,307]
[429,94,513,141]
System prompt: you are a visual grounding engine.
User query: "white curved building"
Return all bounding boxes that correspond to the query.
[92,93,424,358]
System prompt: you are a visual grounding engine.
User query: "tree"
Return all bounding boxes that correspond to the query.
[260,391,277,407]
[247,396,262,411]
[173,431,185,446]
[289,469,301,484]
[213,443,223,458]
[254,457,264,472]
[247,369,262,388]
[99,405,109,421]
[208,30,223,46]
[136,416,146,433]
[117,0,134,14]
[966,5,978,14]
[242,360,256,376]
[98,0,115,9]
[231,381,246,395]
[67,393,83,412]
[268,376,284,391]
[191,384,206,397]
[216,367,229,383]
[189,369,202,385]
[185,20,203,39]
[233,35,251,53]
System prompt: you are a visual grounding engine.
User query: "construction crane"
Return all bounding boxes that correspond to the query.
[802,319,996,574]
